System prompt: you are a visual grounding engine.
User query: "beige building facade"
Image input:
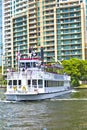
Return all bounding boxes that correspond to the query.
[2,0,87,74]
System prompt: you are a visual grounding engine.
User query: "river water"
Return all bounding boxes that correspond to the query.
[0,88,87,130]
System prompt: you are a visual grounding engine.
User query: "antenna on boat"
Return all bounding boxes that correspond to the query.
[17,46,21,72]
[41,47,44,65]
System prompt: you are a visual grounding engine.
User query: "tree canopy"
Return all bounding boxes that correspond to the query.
[62,58,87,87]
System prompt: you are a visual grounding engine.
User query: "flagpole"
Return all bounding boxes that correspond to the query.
[18,46,20,72]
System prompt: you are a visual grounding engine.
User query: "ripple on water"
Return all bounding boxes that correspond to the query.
[0,89,87,130]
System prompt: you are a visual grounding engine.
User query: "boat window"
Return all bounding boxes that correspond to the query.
[29,62,36,68]
[18,80,21,85]
[8,80,12,85]
[33,62,36,67]
[44,80,64,87]
[20,62,25,68]
[38,80,43,88]
[45,80,49,87]
[32,80,37,88]
[13,80,17,85]
[26,62,30,68]
[28,80,31,85]
[38,80,42,85]
[48,81,52,87]
[32,80,37,85]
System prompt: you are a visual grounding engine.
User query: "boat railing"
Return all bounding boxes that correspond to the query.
[7,69,70,81]
[28,85,31,88]
[32,85,37,88]
[64,75,71,80]
[7,72,19,79]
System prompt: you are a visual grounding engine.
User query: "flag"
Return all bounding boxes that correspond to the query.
[31,50,37,57]
[29,47,37,57]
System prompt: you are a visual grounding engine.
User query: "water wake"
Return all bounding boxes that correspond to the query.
[0,99,17,103]
[50,98,87,101]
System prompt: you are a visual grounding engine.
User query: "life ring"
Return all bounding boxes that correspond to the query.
[13,86,17,91]
[22,86,26,92]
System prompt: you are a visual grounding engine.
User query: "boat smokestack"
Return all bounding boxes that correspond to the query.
[29,47,32,53]
[41,47,44,65]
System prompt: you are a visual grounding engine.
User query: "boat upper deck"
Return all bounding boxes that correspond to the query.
[7,57,70,81]
[7,69,70,81]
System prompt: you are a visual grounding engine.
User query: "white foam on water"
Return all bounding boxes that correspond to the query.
[50,98,87,101]
[0,99,17,103]
[71,89,78,93]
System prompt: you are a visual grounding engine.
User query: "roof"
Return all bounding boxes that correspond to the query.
[20,57,41,61]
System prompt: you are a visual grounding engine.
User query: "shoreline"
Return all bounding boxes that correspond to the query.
[0,86,6,88]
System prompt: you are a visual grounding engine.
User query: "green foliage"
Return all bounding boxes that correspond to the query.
[45,62,63,74]
[62,58,87,87]
[71,77,80,87]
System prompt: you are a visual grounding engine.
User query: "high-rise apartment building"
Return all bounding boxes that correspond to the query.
[2,0,87,74]
[0,0,2,65]
[2,0,28,74]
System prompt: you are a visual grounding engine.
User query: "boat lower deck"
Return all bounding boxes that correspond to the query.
[5,89,72,101]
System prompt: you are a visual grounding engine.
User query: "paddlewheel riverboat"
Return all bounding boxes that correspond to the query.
[5,48,71,101]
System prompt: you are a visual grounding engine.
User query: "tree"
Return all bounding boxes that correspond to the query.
[62,58,87,87]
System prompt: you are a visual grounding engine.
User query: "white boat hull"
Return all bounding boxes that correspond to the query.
[5,89,72,101]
